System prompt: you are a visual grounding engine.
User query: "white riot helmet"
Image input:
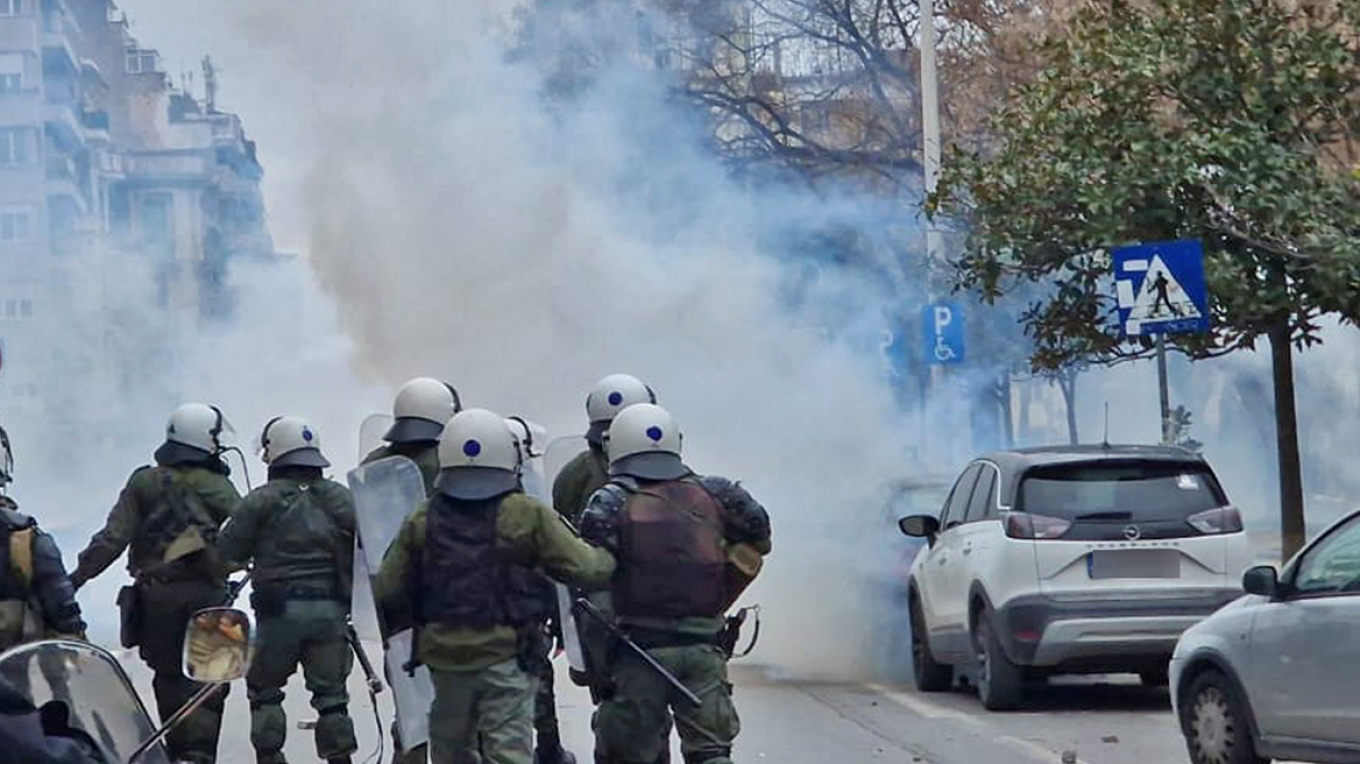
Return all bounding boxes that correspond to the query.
[435,409,521,500]
[158,403,234,464]
[0,424,12,490]
[384,377,462,444]
[604,403,688,481]
[258,415,331,469]
[585,374,656,445]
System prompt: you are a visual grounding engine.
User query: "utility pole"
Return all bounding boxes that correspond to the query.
[920,0,942,264]
[920,0,950,464]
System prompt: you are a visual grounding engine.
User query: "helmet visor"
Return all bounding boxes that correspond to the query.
[215,415,238,452]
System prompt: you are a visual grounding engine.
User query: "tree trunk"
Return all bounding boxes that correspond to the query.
[1059,370,1079,445]
[1269,322,1307,560]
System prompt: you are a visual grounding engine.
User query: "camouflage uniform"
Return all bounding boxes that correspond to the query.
[218,468,358,764]
[71,457,238,764]
[580,475,771,764]
[375,491,615,764]
[550,448,609,526]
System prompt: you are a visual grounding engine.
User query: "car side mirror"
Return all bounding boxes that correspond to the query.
[1242,565,1279,598]
[184,607,253,683]
[899,515,941,539]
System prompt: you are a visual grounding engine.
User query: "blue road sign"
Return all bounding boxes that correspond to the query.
[922,302,965,365]
[1113,239,1210,336]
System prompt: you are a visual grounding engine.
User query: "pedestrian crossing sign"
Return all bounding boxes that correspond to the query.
[1113,239,1210,336]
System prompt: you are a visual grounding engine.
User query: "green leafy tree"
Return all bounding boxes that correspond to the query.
[938,0,1360,556]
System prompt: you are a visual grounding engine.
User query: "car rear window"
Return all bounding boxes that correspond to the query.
[1017,461,1225,521]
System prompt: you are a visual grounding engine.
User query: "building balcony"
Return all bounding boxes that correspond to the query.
[44,99,83,151]
[124,151,211,182]
[46,155,88,215]
[80,108,110,144]
[41,11,78,78]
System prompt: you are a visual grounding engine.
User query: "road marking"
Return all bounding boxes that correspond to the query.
[864,684,1099,764]
[996,734,1093,764]
[863,683,975,722]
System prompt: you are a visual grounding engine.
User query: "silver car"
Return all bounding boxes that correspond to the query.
[1170,508,1360,764]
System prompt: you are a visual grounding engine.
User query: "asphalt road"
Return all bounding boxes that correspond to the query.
[120,645,1207,764]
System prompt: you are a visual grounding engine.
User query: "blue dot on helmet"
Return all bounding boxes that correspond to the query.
[463,439,482,457]
[302,428,314,442]
[608,391,624,406]
[646,426,664,442]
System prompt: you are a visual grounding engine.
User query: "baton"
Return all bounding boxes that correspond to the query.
[347,625,384,695]
[574,598,702,708]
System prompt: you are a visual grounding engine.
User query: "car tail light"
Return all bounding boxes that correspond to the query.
[1004,512,1073,539]
[1186,507,1243,535]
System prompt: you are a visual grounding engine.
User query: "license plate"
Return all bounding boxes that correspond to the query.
[1087,549,1181,579]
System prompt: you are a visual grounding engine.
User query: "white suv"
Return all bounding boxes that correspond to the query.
[898,445,1254,710]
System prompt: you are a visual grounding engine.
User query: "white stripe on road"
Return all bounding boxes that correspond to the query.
[864,684,1095,764]
[864,683,975,721]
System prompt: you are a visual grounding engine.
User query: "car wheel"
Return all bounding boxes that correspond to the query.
[973,608,1023,710]
[1180,671,1267,764]
[1140,666,1170,687]
[909,595,953,692]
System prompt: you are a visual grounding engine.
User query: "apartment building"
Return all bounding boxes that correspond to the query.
[0,0,275,463]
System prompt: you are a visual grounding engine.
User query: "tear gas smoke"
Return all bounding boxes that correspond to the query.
[72,0,1360,681]
[103,0,928,679]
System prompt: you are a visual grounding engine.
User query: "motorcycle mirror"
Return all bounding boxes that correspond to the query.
[183,607,253,683]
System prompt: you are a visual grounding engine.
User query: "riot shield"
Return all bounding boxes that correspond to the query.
[0,639,172,764]
[348,455,435,755]
[543,434,589,498]
[357,413,394,463]
[538,434,595,677]
[517,446,588,675]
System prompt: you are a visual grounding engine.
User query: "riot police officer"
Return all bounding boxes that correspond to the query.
[552,374,656,525]
[580,404,772,764]
[362,377,461,764]
[375,409,616,764]
[218,416,358,764]
[364,377,462,494]
[0,424,84,650]
[71,403,240,764]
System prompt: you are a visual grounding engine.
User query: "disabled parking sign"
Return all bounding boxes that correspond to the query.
[1114,239,1211,337]
[922,302,964,365]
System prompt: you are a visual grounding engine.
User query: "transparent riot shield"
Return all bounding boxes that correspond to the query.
[0,639,172,764]
[543,434,589,501]
[538,434,593,676]
[357,413,394,463]
[348,456,434,754]
[517,448,587,675]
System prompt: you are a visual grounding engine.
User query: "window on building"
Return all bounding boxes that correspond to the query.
[0,54,22,92]
[0,0,23,18]
[137,193,174,258]
[0,127,27,164]
[2,298,32,321]
[124,50,159,75]
[0,209,30,242]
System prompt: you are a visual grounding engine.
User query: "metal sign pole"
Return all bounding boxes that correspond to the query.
[1156,335,1171,444]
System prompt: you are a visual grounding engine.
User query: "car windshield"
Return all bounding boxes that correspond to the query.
[1018,461,1225,521]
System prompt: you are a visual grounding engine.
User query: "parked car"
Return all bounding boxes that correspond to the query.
[899,445,1254,710]
[1171,508,1360,764]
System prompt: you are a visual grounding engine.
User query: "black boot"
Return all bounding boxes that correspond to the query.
[536,743,577,764]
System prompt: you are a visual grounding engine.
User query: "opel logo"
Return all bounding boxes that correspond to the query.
[1123,525,1142,541]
